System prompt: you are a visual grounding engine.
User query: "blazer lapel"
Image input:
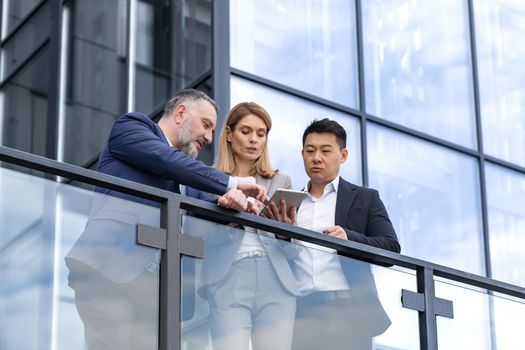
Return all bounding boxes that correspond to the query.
[256,174,272,195]
[335,178,357,226]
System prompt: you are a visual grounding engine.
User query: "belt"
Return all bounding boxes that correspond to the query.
[300,289,354,304]
[233,249,266,262]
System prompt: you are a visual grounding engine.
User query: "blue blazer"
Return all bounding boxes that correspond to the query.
[335,177,400,336]
[66,112,231,282]
[96,112,230,204]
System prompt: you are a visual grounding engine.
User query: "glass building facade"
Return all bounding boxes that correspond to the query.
[1,0,524,349]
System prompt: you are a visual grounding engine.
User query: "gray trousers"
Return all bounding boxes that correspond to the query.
[207,256,296,350]
[292,292,373,350]
[67,260,159,350]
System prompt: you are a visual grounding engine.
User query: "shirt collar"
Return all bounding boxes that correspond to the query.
[304,175,340,199]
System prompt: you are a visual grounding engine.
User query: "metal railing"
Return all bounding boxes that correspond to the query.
[1,145,524,350]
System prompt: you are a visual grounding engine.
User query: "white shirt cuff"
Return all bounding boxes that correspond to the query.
[227,176,238,192]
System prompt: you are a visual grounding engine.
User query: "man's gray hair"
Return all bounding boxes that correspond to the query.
[163,89,218,117]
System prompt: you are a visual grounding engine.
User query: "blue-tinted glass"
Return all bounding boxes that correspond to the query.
[485,163,525,287]
[475,1,525,167]
[0,167,161,349]
[181,214,419,349]
[230,0,358,108]
[435,280,492,349]
[231,76,361,188]
[492,292,525,348]
[367,124,484,274]
[362,0,476,148]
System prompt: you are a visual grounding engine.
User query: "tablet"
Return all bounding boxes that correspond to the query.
[260,188,307,216]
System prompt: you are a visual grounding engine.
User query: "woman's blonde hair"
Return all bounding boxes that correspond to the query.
[214,102,276,178]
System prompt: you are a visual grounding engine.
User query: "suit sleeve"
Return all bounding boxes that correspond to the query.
[344,190,401,253]
[107,114,229,195]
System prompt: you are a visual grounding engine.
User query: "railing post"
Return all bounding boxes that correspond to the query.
[159,194,182,350]
[418,267,438,350]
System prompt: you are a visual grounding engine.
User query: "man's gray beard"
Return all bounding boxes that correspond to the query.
[176,120,198,158]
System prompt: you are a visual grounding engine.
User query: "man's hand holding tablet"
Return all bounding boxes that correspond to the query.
[260,188,306,225]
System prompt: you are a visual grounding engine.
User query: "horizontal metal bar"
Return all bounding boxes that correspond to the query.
[434,297,454,319]
[137,224,167,249]
[180,234,205,259]
[178,195,525,300]
[484,155,525,174]
[230,67,363,118]
[0,146,173,202]
[2,145,524,301]
[401,290,454,319]
[231,68,525,177]
[401,289,425,312]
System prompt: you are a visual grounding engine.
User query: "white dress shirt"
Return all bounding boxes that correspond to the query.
[236,176,266,253]
[294,176,350,296]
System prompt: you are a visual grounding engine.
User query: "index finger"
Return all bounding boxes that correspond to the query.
[279,198,287,216]
[323,226,338,234]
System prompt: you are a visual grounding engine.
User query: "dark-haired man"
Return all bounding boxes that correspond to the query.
[291,118,400,350]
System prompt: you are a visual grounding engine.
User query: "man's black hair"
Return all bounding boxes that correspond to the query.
[302,118,347,149]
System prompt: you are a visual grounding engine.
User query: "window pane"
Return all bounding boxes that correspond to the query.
[134,0,212,113]
[1,0,43,38]
[367,124,484,274]
[486,163,525,287]
[231,76,362,188]
[0,47,49,157]
[362,0,476,148]
[230,0,358,108]
[62,0,127,166]
[475,1,525,167]
[1,1,49,80]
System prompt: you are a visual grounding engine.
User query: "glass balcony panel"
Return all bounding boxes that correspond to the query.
[0,166,161,349]
[362,0,476,148]
[181,214,418,349]
[230,0,359,108]
[368,123,484,275]
[231,76,362,187]
[475,1,525,167]
[492,292,525,349]
[435,278,525,349]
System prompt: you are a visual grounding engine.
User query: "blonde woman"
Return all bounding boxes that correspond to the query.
[188,102,298,350]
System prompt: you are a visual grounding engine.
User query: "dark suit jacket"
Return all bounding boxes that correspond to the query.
[66,112,231,281]
[96,112,230,204]
[335,177,400,336]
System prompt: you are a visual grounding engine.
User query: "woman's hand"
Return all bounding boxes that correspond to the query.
[237,181,269,204]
